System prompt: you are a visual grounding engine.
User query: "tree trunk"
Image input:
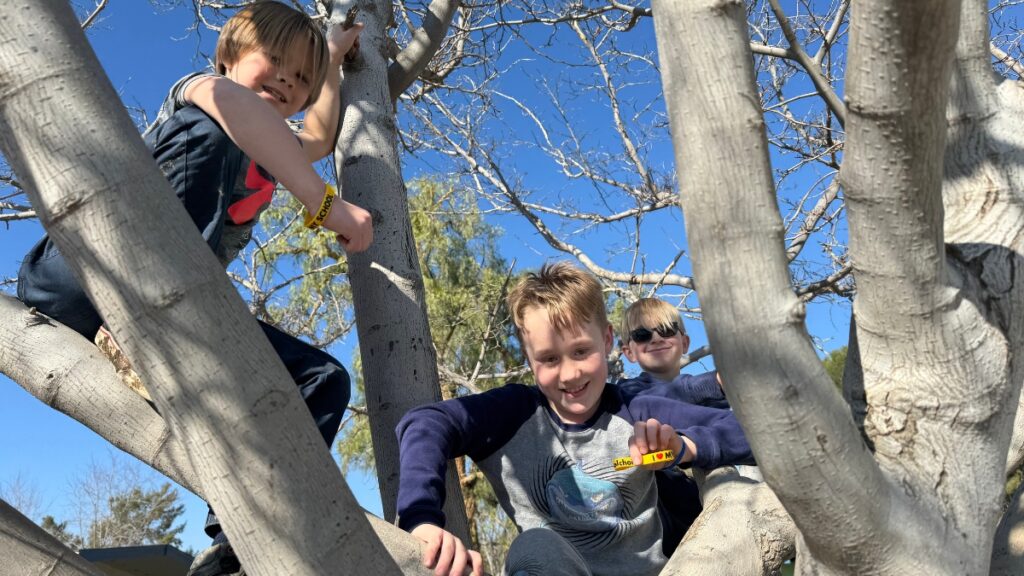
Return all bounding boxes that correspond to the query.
[0,3,398,574]
[654,0,1018,574]
[941,2,1024,571]
[0,498,103,576]
[0,295,439,575]
[331,0,470,539]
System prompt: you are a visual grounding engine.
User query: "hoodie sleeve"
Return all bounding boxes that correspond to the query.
[624,394,753,469]
[395,384,539,531]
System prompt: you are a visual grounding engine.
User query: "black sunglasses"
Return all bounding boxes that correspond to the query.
[629,322,681,344]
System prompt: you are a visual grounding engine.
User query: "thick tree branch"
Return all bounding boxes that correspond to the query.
[0,295,439,576]
[653,0,895,571]
[991,42,1024,78]
[664,467,795,575]
[0,498,103,576]
[388,0,459,100]
[0,4,399,574]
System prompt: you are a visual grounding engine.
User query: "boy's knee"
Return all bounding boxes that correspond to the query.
[505,528,589,576]
[323,362,352,411]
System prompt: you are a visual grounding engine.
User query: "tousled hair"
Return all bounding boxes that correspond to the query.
[507,262,608,335]
[620,298,685,343]
[215,1,329,110]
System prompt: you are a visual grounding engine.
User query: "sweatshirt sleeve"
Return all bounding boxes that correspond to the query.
[395,384,539,532]
[625,394,753,469]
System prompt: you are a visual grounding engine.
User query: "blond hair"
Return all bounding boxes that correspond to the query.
[507,262,608,335]
[620,298,685,343]
[216,1,329,110]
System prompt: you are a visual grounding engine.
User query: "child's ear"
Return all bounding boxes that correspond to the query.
[622,341,637,363]
[680,333,690,354]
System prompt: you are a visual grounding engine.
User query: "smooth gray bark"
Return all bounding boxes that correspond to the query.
[943,1,1024,571]
[388,0,460,99]
[0,295,438,575]
[654,0,1019,573]
[664,468,795,575]
[0,498,103,576]
[331,0,470,539]
[0,3,398,574]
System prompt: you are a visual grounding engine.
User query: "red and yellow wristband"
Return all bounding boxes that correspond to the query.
[305,183,338,229]
[613,449,675,471]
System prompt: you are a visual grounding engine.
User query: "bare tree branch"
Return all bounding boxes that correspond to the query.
[80,0,109,30]
[766,0,847,127]
[388,0,460,99]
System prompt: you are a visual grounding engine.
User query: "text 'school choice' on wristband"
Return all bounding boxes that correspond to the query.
[613,449,675,471]
[305,183,338,229]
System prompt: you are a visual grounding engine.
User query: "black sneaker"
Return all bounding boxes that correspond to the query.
[187,532,242,576]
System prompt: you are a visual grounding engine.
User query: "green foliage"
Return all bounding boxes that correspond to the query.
[86,483,185,548]
[40,483,185,550]
[40,515,84,551]
[234,188,354,349]
[1007,466,1023,502]
[409,179,522,389]
[822,346,847,390]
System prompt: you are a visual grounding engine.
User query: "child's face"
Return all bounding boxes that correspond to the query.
[519,306,613,425]
[224,39,313,118]
[622,322,690,380]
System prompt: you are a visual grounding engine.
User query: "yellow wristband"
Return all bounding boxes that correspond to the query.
[305,183,338,230]
[612,449,675,471]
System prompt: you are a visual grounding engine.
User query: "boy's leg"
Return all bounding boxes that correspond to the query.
[198,320,351,560]
[17,235,103,339]
[503,528,591,576]
[256,320,352,445]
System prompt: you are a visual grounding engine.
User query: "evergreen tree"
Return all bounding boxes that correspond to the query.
[86,483,185,548]
[40,515,84,552]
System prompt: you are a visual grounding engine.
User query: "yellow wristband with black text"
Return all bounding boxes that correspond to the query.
[305,183,338,230]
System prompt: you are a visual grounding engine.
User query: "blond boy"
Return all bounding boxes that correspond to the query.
[618,298,728,409]
[395,263,752,576]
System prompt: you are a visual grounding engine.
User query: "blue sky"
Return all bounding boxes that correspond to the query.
[0,1,854,554]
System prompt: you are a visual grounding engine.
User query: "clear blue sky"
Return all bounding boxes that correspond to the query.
[0,1,851,555]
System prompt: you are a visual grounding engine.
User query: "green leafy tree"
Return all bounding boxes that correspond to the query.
[822,346,847,390]
[40,516,84,552]
[86,483,186,549]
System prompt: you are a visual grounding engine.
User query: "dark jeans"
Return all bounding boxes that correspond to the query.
[656,468,703,556]
[17,106,351,538]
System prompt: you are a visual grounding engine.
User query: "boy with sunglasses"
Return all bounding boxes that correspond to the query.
[618,298,728,409]
[617,298,734,555]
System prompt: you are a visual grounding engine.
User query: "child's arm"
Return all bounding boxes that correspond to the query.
[626,395,753,469]
[396,385,537,575]
[297,23,363,162]
[184,77,372,252]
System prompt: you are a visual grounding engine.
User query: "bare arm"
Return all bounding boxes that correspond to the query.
[298,23,363,161]
[183,75,372,252]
